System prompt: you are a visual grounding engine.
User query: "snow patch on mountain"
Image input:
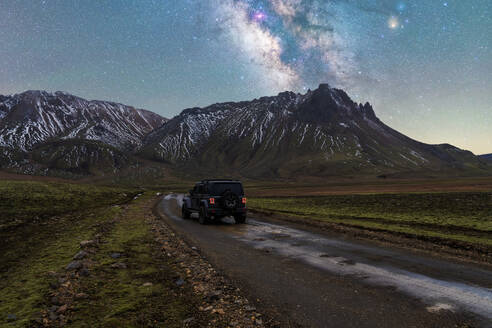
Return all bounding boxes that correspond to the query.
[0,91,167,151]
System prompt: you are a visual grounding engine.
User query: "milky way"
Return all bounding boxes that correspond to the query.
[0,1,491,153]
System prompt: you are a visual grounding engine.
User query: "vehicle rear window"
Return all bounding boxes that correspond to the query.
[209,183,243,195]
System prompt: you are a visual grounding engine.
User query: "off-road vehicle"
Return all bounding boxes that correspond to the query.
[182,179,247,224]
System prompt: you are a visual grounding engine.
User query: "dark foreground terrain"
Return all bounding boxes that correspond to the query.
[1,177,491,327]
[159,194,492,328]
[0,180,266,327]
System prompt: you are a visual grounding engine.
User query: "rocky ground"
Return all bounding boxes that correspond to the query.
[26,195,271,327]
[150,204,274,327]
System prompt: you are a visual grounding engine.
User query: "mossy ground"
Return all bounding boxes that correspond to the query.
[0,180,200,327]
[0,199,123,326]
[69,194,199,327]
[249,192,492,247]
[0,180,136,229]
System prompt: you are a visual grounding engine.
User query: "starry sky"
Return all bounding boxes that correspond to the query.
[0,0,491,154]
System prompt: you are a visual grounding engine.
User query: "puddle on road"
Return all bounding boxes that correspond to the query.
[162,194,492,322]
[239,220,492,321]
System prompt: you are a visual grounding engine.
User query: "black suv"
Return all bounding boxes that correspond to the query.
[182,179,247,224]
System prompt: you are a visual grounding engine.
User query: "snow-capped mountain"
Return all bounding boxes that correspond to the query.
[0,86,488,178]
[0,90,166,177]
[0,90,167,151]
[141,84,488,178]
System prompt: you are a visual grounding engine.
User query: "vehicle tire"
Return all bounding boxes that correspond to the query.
[199,206,208,225]
[234,214,246,224]
[182,204,190,220]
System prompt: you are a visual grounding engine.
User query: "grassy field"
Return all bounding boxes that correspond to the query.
[1,176,491,325]
[0,180,202,327]
[249,192,492,248]
[0,180,137,230]
[244,176,492,197]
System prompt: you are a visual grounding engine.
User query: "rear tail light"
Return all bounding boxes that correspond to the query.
[242,197,247,204]
[209,198,215,205]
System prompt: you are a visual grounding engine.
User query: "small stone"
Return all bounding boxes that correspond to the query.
[73,250,88,260]
[175,278,184,286]
[202,306,213,311]
[142,282,153,287]
[245,306,256,312]
[255,319,263,325]
[79,268,90,277]
[7,314,17,322]
[213,308,225,315]
[57,305,68,314]
[49,305,59,312]
[75,293,88,300]
[80,240,95,247]
[110,262,127,269]
[110,252,121,259]
[191,246,198,250]
[206,290,222,302]
[65,261,82,271]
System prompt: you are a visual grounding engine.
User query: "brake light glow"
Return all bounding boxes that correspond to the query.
[242,197,247,204]
[209,198,215,205]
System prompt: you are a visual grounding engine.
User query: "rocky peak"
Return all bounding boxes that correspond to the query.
[294,84,361,123]
[359,102,376,119]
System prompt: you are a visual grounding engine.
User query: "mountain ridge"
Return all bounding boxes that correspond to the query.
[140,84,489,178]
[0,90,167,151]
[480,154,492,162]
[0,90,167,177]
[1,86,490,179]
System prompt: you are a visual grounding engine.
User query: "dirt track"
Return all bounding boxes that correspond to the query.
[157,194,492,328]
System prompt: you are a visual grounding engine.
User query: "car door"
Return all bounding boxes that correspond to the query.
[197,184,205,208]
[191,185,200,210]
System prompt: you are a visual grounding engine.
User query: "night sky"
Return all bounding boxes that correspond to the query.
[0,1,490,154]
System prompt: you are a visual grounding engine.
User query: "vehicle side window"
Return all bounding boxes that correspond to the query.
[198,185,205,194]
[193,185,198,193]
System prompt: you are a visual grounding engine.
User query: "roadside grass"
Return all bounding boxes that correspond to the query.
[244,176,492,197]
[0,180,202,327]
[249,192,492,247]
[0,180,136,326]
[69,193,198,327]
[0,180,136,230]
[0,203,122,327]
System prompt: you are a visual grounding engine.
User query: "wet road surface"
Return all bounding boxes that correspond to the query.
[158,194,492,327]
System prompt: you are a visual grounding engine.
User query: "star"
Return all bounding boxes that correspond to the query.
[388,16,400,29]
[252,11,267,23]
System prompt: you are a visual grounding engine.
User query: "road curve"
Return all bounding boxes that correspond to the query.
[157,194,492,328]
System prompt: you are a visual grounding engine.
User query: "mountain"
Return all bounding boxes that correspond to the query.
[0,90,167,177]
[0,90,167,152]
[1,86,489,179]
[141,84,489,178]
[480,154,492,162]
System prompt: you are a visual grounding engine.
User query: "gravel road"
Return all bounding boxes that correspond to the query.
[158,194,492,328]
